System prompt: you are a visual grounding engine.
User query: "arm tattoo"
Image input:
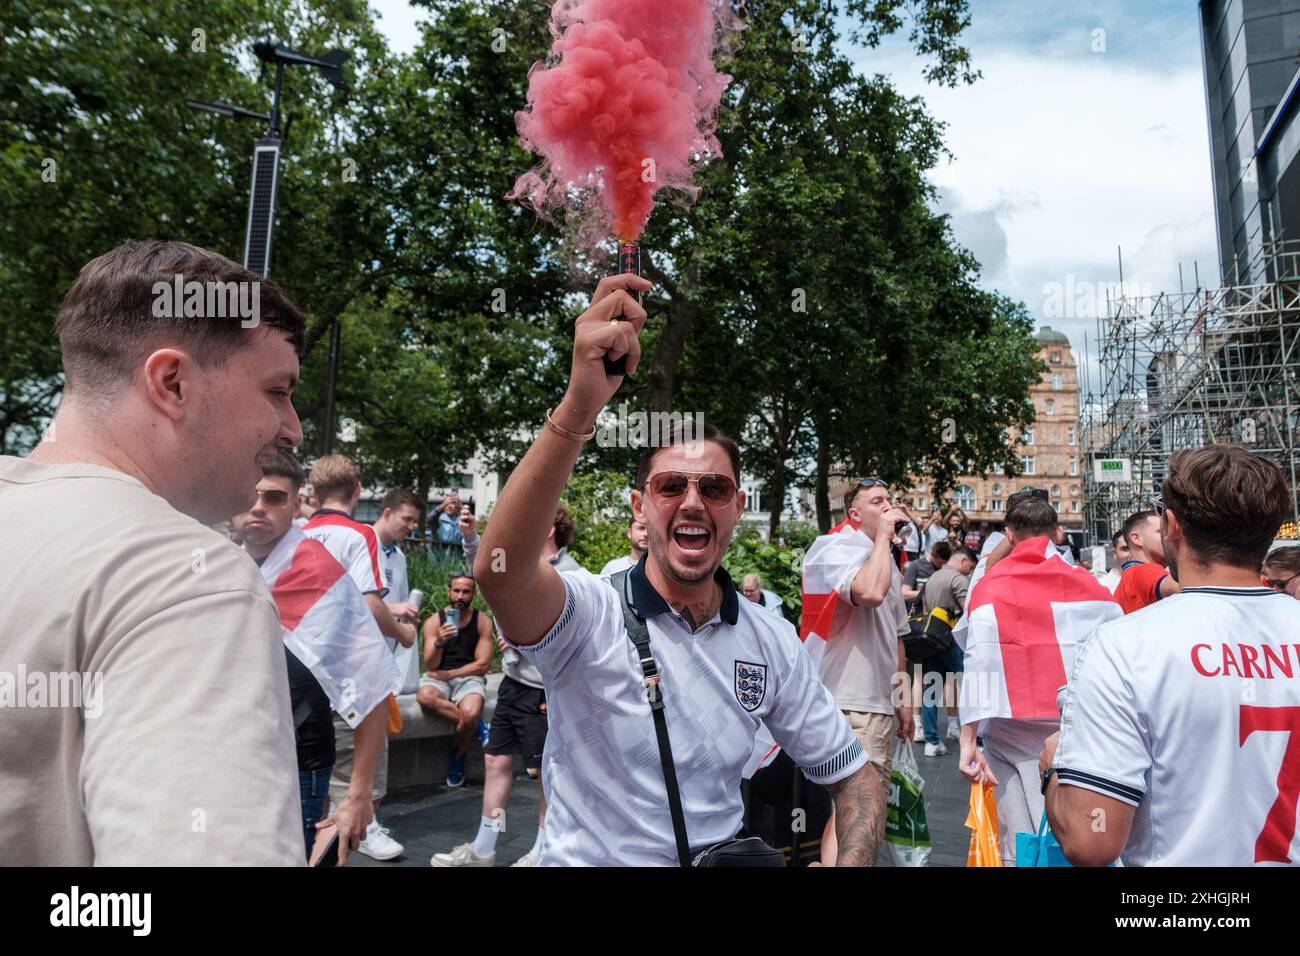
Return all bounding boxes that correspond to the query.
[825,763,887,866]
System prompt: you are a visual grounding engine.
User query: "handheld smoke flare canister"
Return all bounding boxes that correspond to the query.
[603,238,641,377]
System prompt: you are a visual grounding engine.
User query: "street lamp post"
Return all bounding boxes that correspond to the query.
[187,39,349,454]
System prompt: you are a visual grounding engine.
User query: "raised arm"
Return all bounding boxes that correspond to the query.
[475,274,650,644]
[849,509,907,607]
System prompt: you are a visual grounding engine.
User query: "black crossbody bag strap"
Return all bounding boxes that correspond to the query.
[610,570,693,867]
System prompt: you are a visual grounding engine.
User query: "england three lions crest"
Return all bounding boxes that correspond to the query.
[734,660,767,712]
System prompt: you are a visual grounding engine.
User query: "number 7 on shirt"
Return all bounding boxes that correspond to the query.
[1239,705,1300,864]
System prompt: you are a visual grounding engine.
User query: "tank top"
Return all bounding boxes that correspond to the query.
[436,608,480,670]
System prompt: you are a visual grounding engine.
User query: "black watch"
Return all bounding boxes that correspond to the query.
[1040,766,1058,796]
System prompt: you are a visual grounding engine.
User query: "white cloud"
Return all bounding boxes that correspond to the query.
[855,39,1220,372]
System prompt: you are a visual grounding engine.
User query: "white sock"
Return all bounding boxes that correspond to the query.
[529,824,544,855]
[472,815,500,858]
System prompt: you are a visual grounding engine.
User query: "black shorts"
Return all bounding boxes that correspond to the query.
[484,675,548,768]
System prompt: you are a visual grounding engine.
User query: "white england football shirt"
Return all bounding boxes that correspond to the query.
[505,559,867,866]
[302,509,387,598]
[377,539,421,694]
[598,553,637,581]
[1054,586,1300,866]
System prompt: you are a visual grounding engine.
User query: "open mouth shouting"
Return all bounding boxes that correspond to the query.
[672,521,713,555]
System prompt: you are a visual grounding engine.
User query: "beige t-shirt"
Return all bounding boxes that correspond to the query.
[818,555,910,715]
[0,456,302,865]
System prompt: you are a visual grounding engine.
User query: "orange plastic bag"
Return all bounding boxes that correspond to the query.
[965,780,1003,867]
[386,694,403,735]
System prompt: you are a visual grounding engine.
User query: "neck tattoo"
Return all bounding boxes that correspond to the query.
[673,583,721,631]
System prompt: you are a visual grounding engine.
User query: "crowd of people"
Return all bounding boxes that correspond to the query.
[3,239,1299,869]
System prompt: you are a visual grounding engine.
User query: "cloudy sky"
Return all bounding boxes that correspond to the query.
[369,1,1220,389]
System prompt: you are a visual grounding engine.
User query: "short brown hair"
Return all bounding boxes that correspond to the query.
[1122,510,1157,549]
[261,449,304,491]
[1263,546,1300,576]
[56,240,307,397]
[553,505,575,550]
[634,421,741,489]
[1006,498,1058,538]
[309,454,362,505]
[929,540,953,561]
[380,488,422,515]
[1162,446,1291,568]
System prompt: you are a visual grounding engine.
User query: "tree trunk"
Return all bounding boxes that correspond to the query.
[767,457,787,541]
[645,295,696,413]
[815,433,831,532]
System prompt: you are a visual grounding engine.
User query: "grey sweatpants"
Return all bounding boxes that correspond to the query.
[982,719,1057,865]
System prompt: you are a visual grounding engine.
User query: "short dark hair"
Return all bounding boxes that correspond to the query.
[1122,510,1157,549]
[1162,446,1291,569]
[260,449,304,491]
[449,571,475,588]
[1006,487,1047,523]
[951,547,977,563]
[56,240,307,398]
[929,540,953,561]
[1006,498,1057,537]
[380,488,422,514]
[1111,529,1126,548]
[553,505,575,550]
[634,420,741,490]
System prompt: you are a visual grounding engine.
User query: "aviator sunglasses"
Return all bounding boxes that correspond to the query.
[643,471,738,505]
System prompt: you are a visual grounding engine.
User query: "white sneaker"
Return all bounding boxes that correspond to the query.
[511,848,540,867]
[357,819,403,861]
[912,721,924,742]
[430,842,495,867]
[924,741,948,757]
[947,719,961,740]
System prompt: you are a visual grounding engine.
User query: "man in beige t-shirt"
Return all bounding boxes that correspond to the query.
[0,240,309,865]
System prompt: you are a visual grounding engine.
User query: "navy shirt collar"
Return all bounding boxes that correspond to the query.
[626,553,740,626]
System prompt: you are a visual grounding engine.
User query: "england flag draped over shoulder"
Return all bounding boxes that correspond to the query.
[259,526,400,728]
[961,536,1121,724]
[799,519,870,667]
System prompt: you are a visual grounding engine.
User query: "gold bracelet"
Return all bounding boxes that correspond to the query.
[545,407,596,442]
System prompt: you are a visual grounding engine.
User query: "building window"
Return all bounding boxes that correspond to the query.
[1051,352,1062,365]
[1069,457,1078,476]
[991,499,1003,512]
[1045,399,1054,415]
[916,497,926,512]
[1067,426,1075,445]
[1022,427,1034,445]
[955,485,977,512]
[1071,501,1081,513]
[992,482,1001,494]
[1051,484,1061,497]
[1022,457,1035,475]
[991,462,1004,476]
[1054,500,1062,512]
[1071,484,1081,496]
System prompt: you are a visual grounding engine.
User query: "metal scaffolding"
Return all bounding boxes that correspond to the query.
[1081,240,1300,544]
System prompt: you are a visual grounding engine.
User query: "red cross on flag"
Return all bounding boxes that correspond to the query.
[800,519,871,667]
[962,536,1121,723]
[258,526,400,728]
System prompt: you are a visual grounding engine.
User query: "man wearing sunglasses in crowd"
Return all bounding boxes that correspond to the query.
[1261,545,1300,599]
[474,274,882,866]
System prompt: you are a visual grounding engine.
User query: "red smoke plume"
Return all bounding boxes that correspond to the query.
[508,0,741,247]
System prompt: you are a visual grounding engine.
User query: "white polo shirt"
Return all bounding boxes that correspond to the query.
[505,557,866,866]
[1054,586,1300,866]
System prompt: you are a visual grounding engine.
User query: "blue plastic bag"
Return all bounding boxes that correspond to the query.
[1015,811,1072,867]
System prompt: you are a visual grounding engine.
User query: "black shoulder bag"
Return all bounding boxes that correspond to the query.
[610,570,786,868]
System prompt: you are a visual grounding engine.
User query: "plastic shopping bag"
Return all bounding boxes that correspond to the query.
[965,780,1002,867]
[1016,811,1072,867]
[883,740,931,866]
